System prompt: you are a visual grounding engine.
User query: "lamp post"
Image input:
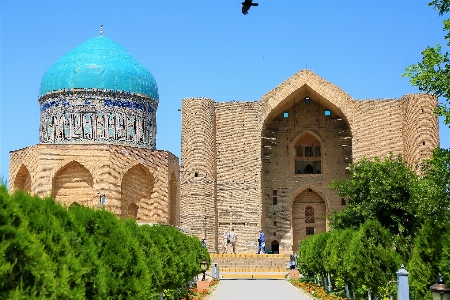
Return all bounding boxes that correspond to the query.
[200,259,208,281]
[431,275,450,300]
[97,192,106,207]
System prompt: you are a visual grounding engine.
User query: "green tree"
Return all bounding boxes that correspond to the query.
[297,232,329,282]
[68,205,151,299]
[14,195,88,299]
[404,0,450,126]
[0,187,57,298]
[408,148,450,298]
[344,220,400,299]
[329,154,419,247]
[323,228,355,294]
[408,219,446,299]
[413,148,450,224]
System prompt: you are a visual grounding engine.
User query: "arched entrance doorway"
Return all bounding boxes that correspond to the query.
[291,188,326,252]
[271,240,279,254]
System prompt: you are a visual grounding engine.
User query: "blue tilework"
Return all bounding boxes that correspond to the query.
[39,36,158,100]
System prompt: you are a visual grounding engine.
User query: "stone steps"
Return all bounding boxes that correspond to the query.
[208,253,291,279]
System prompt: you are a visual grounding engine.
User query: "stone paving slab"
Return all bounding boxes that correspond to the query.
[210,279,313,300]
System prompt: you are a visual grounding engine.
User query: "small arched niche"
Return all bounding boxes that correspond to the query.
[121,164,155,221]
[294,132,322,174]
[52,161,95,207]
[13,164,32,193]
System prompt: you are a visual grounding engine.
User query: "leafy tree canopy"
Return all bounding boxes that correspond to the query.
[404,0,450,126]
[413,147,450,225]
[345,220,400,298]
[329,154,419,239]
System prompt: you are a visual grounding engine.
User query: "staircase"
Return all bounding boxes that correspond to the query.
[207,253,291,279]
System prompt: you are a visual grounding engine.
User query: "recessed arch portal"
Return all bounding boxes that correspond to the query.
[52,161,95,207]
[121,164,155,221]
[291,188,326,252]
[13,164,32,193]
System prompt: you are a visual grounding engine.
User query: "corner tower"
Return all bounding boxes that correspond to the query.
[180,98,217,251]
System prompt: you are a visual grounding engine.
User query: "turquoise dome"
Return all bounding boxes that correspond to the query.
[39,36,158,100]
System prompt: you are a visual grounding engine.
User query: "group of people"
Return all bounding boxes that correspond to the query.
[220,228,267,254]
[222,228,237,254]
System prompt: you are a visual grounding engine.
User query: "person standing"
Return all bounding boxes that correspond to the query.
[228,228,237,254]
[222,230,229,254]
[257,229,266,254]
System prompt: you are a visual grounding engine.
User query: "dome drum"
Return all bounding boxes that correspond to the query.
[39,89,157,148]
[37,35,159,149]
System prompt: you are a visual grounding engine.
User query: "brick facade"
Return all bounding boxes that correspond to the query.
[9,144,180,225]
[181,69,439,254]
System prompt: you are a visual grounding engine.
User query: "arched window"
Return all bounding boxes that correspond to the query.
[294,132,322,174]
[69,202,80,209]
[305,206,314,223]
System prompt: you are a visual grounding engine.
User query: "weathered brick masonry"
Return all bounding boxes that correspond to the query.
[181,69,439,253]
[10,144,180,224]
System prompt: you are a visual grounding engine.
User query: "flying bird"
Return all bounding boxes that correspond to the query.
[242,0,258,15]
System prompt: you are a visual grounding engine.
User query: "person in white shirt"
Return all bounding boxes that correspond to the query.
[228,228,237,254]
[222,230,229,254]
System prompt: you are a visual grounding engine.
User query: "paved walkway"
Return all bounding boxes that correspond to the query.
[209,279,312,300]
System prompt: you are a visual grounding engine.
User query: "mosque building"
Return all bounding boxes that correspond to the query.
[180,69,439,253]
[9,32,439,254]
[9,32,180,224]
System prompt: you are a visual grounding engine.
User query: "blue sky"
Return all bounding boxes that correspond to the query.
[1,0,449,181]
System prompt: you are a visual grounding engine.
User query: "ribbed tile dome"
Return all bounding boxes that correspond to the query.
[39,36,158,100]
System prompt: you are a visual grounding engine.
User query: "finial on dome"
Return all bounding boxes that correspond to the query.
[100,25,103,36]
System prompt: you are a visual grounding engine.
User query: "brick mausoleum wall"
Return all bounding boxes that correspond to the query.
[180,98,217,251]
[9,144,179,224]
[401,94,439,164]
[214,101,262,253]
[352,99,404,161]
[179,70,439,253]
[352,94,439,164]
[259,69,356,134]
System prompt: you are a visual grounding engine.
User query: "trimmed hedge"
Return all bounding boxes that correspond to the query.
[0,185,209,299]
